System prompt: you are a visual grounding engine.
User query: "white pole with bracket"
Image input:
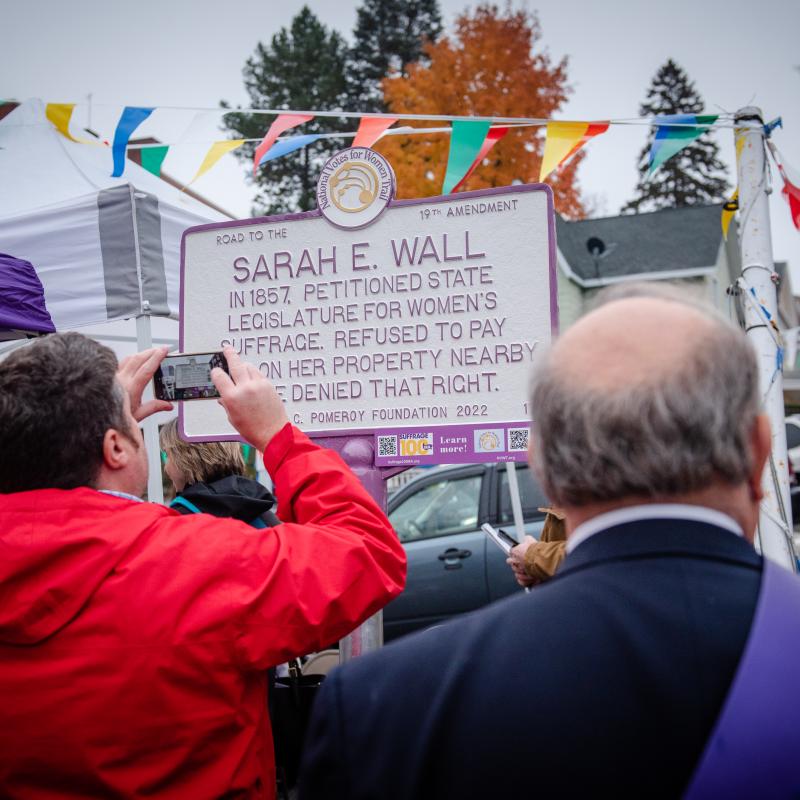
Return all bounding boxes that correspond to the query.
[735,106,796,570]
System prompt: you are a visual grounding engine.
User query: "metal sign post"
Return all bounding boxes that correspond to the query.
[505,461,526,543]
[734,106,796,570]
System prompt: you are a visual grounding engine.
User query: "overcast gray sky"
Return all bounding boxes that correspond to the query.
[4,0,799,279]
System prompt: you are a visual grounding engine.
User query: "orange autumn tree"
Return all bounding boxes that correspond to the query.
[375,4,586,218]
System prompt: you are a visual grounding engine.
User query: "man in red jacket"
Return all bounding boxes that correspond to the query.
[0,333,406,799]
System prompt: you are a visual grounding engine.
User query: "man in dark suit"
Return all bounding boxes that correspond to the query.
[299,285,794,799]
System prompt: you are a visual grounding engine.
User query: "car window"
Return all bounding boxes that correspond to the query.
[498,465,549,524]
[786,422,800,450]
[389,475,482,543]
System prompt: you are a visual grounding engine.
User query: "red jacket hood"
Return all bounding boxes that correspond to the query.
[0,488,168,644]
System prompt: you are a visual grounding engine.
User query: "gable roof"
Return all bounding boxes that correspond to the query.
[556,203,728,287]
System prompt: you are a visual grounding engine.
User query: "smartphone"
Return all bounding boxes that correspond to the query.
[153,351,229,401]
[481,523,520,555]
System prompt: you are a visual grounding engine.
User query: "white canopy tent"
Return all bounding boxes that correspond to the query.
[0,99,227,329]
[0,99,230,501]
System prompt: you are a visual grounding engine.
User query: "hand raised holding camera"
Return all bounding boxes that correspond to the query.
[117,346,174,421]
[211,346,289,452]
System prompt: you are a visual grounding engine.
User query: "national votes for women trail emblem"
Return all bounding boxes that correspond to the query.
[316,147,396,230]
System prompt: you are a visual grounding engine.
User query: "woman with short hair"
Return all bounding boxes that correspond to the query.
[159,418,278,527]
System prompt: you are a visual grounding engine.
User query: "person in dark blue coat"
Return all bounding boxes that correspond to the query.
[299,284,798,799]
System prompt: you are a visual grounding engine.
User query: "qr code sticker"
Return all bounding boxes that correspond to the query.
[508,427,529,452]
[378,435,398,457]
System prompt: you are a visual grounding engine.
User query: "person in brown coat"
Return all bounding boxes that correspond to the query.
[506,507,567,587]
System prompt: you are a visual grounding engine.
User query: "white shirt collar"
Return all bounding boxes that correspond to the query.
[98,489,144,503]
[566,504,743,554]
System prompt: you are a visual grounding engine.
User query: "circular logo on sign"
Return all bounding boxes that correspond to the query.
[479,432,501,451]
[317,147,395,230]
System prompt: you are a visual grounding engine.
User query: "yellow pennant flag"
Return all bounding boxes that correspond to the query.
[189,140,245,185]
[539,121,609,182]
[722,189,739,240]
[734,129,746,161]
[45,103,97,144]
[722,135,745,239]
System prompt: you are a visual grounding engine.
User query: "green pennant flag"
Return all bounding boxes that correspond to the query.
[649,114,719,173]
[442,120,492,195]
[140,145,169,177]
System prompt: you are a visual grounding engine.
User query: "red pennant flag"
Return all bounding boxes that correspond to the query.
[782,176,800,231]
[770,143,800,231]
[452,126,509,192]
[562,122,609,163]
[352,116,398,149]
[253,114,314,175]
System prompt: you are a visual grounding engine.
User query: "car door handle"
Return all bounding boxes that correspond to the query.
[438,548,472,570]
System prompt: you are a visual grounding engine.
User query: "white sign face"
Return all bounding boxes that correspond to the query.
[179,183,557,465]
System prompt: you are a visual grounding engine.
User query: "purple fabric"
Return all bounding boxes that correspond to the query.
[684,560,800,799]
[0,253,55,333]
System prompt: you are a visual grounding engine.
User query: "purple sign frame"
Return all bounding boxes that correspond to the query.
[178,183,558,465]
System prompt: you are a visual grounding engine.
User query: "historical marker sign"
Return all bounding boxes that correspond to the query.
[179,160,557,465]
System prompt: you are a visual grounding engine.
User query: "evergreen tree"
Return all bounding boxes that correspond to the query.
[622,59,729,213]
[347,0,443,111]
[221,7,348,214]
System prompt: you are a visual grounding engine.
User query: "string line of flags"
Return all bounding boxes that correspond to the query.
[33,102,800,233]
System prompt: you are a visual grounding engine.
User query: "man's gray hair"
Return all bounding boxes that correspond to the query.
[531,283,761,506]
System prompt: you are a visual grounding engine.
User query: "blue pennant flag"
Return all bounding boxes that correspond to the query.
[112,107,155,177]
[257,134,321,166]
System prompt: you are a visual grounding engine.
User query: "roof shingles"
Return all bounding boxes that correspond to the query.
[556,204,725,283]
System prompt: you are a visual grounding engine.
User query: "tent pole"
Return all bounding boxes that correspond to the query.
[136,314,164,505]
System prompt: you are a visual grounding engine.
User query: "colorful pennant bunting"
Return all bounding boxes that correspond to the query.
[258,134,321,166]
[253,114,314,175]
[140,145,170,177]
[648,114,718,174]
[452,126,509,192]
[442,120,492,195]
[111,107,155,177]
[39,99,792,232]
[352,116,398,149]
[539,121,609,181]
[189,140,245,185]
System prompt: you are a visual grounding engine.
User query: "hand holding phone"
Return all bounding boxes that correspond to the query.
[117,346,173,422]
[482,523,520,555]
[153,351,230,402]
[211,346,289,452]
